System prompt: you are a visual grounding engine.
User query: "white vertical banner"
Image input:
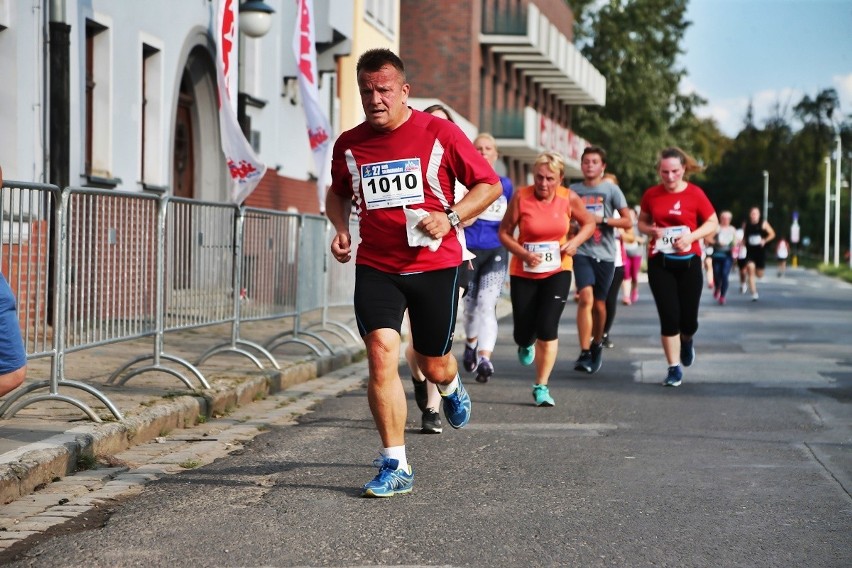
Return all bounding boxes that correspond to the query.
[216,0,267,204]
[293,0,333,212]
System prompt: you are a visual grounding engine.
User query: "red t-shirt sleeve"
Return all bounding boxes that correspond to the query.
[433,120,500,192]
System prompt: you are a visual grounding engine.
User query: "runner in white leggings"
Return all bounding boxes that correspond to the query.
[461,133,514,383]
[463,247,509,382]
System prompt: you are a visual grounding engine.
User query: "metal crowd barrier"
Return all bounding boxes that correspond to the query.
[104,195,234,390]
[263,214,344,354]
[204,207,328,358]
[0,182,358,422]
[319,216,360,342]
[0,182,123,420]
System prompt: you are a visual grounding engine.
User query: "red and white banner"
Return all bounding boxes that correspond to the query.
[216,0,266,204]
[293,0,333,212]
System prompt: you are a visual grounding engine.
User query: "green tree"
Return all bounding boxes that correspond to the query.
[571,0,703,201]
[699,88,851,256]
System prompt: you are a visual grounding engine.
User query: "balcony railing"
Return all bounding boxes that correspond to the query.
[486,108,526,139]
[481,2,527,35]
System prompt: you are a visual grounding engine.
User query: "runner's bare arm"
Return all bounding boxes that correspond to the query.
[418,180,502,240]
[325,191,352,263]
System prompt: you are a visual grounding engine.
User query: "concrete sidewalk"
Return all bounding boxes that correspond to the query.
[0,309,365,505]
[0,293,517,506]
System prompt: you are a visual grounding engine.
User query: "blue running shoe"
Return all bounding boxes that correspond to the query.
[362,458,414,498]
[662,365,683,387]
[517,344,535,366]
[574,350,593,373]
[441,378,471,429]
[589,341,603,374]
[462,343,478,372]
[532,384,555,407]
[681,338,695,367]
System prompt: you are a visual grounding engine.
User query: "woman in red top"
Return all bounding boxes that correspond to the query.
[499,152,595,406]
[638,147,718,387]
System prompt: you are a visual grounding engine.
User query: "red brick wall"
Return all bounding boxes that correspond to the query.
[245,169,323,214]
[400,0,480,125]
[2,220,50,333]
[535,0,576,39]
[64,196,158,342]
[401,0,575,129]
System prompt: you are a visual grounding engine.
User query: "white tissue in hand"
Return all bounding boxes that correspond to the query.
[404,208,441,252]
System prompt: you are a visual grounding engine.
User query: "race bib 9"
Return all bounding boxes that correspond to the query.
[654,225,689,254]
[361,158,425,210]
[523,241,561,273]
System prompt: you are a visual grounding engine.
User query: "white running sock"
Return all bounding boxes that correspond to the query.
[466,339,477,349]
[438,374,460,395]
[381,446,407,470]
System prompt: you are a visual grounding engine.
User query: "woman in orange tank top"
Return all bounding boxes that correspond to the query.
[498,152,595,407]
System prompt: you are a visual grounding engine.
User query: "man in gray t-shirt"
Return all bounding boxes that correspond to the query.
[569,147,633,374]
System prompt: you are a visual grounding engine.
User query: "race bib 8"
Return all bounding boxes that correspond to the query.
[361,158,425,210]
[654,225,689,254]
[523,241,561,273]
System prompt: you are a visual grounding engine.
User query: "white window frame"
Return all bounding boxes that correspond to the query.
[364,0,395,40]
[140,35,165,187]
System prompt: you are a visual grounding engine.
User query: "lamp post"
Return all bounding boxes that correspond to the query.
[762,170,769,224]
[824,157,831,265]
[235,1,275,138]
[834,133,841,267]
[790,212,800,268]
[239,0,275,38]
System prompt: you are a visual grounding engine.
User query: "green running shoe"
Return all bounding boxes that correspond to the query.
[517,344,535,366]
[532,384,555,407]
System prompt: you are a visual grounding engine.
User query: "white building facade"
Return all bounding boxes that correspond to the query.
[0,0,350,212]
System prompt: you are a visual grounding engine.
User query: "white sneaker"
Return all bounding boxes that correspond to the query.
[741,283,748,294]
[751,292,759,301]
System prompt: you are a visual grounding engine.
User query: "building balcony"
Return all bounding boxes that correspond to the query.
[490,107,589,178]
[480,3,606,107]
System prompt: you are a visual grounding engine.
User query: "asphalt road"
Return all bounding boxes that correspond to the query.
[5,268,851,567]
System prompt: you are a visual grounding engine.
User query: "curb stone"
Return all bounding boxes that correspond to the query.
[0,345,365,505]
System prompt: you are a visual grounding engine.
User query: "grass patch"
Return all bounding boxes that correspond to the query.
[76,454,98,471]
[161,391,190,399]
[818,263,852,284]
[178,459,201,469]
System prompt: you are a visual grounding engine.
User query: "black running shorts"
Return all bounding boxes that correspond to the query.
[354,264,461,357]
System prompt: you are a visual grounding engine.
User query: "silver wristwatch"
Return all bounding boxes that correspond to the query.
[445,208,461,228]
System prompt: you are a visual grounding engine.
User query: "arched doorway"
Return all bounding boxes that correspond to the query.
[173,74,195,199]
[171,45,224,201]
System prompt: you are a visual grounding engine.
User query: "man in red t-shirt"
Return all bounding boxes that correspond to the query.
[326,48,501,497]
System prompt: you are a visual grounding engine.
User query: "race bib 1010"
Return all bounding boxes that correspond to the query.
[361,158,425,210]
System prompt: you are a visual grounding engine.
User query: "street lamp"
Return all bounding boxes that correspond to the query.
[762,170,769,223]
[834,132,841,267]
[239,0,275,38]
[824,157,831,265]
